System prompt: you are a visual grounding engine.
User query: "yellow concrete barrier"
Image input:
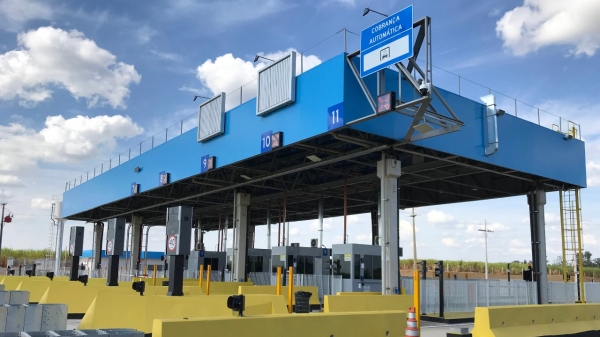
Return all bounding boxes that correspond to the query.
[324,294,413,313]
[204,281,253,295]
[152,311,406,337]
[471,304,600,337]
[238,286,320,306]
[38,283,132,314]
[16,280,52,302]
[80,294,289,333]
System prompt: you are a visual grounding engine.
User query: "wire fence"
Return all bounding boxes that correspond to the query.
[65,27,581,191]
[248,272,343,303]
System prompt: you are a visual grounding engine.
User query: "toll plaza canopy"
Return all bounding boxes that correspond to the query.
[61,52,586,229]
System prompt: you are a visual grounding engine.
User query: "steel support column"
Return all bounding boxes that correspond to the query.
[377,155,401,295]
[130,215,143,277]
[92,222,103,275]
[527,189,548,304]
[233,192,250,282]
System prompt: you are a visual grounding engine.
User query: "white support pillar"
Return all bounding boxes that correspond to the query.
[248,224,255,249]
[318,197,324,248]
[528,189,548,304]
[222,216,228,253]
[53,201,64,276]
[233,192,251,282]
[267,207,271,250]
[377,155,401,295]
[130,215,143,277]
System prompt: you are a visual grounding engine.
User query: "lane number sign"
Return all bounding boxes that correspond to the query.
[327,103,344,130]
[200,155,215,173]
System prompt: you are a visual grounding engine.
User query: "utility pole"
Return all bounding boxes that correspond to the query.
[478,220,494,307]
[0,203,6,256]
[410,208,418,270]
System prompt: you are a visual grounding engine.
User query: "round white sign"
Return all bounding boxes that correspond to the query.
[167,235,177,252]
[107,240,113,254]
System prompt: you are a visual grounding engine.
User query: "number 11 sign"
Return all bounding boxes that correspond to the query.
[327,102,344,131]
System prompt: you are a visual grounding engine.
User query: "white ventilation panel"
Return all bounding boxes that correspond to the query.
[198,93,226,142]
[256,52,296,116]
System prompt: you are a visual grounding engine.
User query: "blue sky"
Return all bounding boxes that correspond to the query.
[1,0,599,264]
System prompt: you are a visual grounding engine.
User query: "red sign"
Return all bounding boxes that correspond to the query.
[167,235,177,253]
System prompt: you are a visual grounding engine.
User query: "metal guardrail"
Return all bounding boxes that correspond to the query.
[65,30,581,191]
[248,272,342,303]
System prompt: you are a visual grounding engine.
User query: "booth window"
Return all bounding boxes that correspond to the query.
[354,254,361,279]
[364,255,374,280]
[332,254,350,279]
[372,256,382,280]
[249,256,264,273]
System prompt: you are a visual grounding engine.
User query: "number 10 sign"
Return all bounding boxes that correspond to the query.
[327,102,344,131]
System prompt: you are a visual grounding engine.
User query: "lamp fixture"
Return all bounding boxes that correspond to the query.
[413,121,434,134]
[307,155,322,163]
[134,166,141,173]
[253,55,275,63]
[363,8,388,17]
[496,109,505,116]
[240,174,252,180]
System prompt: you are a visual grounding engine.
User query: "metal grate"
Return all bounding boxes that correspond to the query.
[256,52,296,116]
[198,93,226,142]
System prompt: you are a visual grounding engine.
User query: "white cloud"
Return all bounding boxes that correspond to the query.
[30,197,52,210]
[196,49,321,108]
[466,222,509,234]
[328,0,354,5]
[399,219,417,237]
[135,25,157,45]
[509,239,530,255]
[496,0,600,56]
[0,115,143,172]
[150,49,183,62]
[442,237,459,247]
[587,161,600,187]
[0,175,22,186]
[167,0,292,25]
[0,27,141,108]
[0,188,12,198]
[0,0,54,32]
[584,234,598,246]
[426,210,454,223]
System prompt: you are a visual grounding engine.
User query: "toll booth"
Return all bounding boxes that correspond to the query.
[271,245,330,275]
[186,250,226,278]
[226,248,271,273]
[332,244,382,292]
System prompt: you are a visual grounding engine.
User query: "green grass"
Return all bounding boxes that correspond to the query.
[400,259,600,278]
[0,249,68,267]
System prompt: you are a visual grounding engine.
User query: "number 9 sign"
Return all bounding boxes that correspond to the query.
[200,155,215,173]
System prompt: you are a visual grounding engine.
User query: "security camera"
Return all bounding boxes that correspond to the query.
[496,109,505,116]
[418,79,430,97]
[564,134,573,140]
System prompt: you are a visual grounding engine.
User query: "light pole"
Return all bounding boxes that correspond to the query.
[478,221,494,280]
[478,220,493,306]
[410,208,418,270]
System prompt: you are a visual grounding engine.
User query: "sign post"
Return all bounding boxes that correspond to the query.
[360,5,414,78]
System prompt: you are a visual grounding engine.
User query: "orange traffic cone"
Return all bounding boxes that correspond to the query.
[405,306,419,337]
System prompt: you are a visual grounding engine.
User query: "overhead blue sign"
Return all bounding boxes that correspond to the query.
[360,5,413,78]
